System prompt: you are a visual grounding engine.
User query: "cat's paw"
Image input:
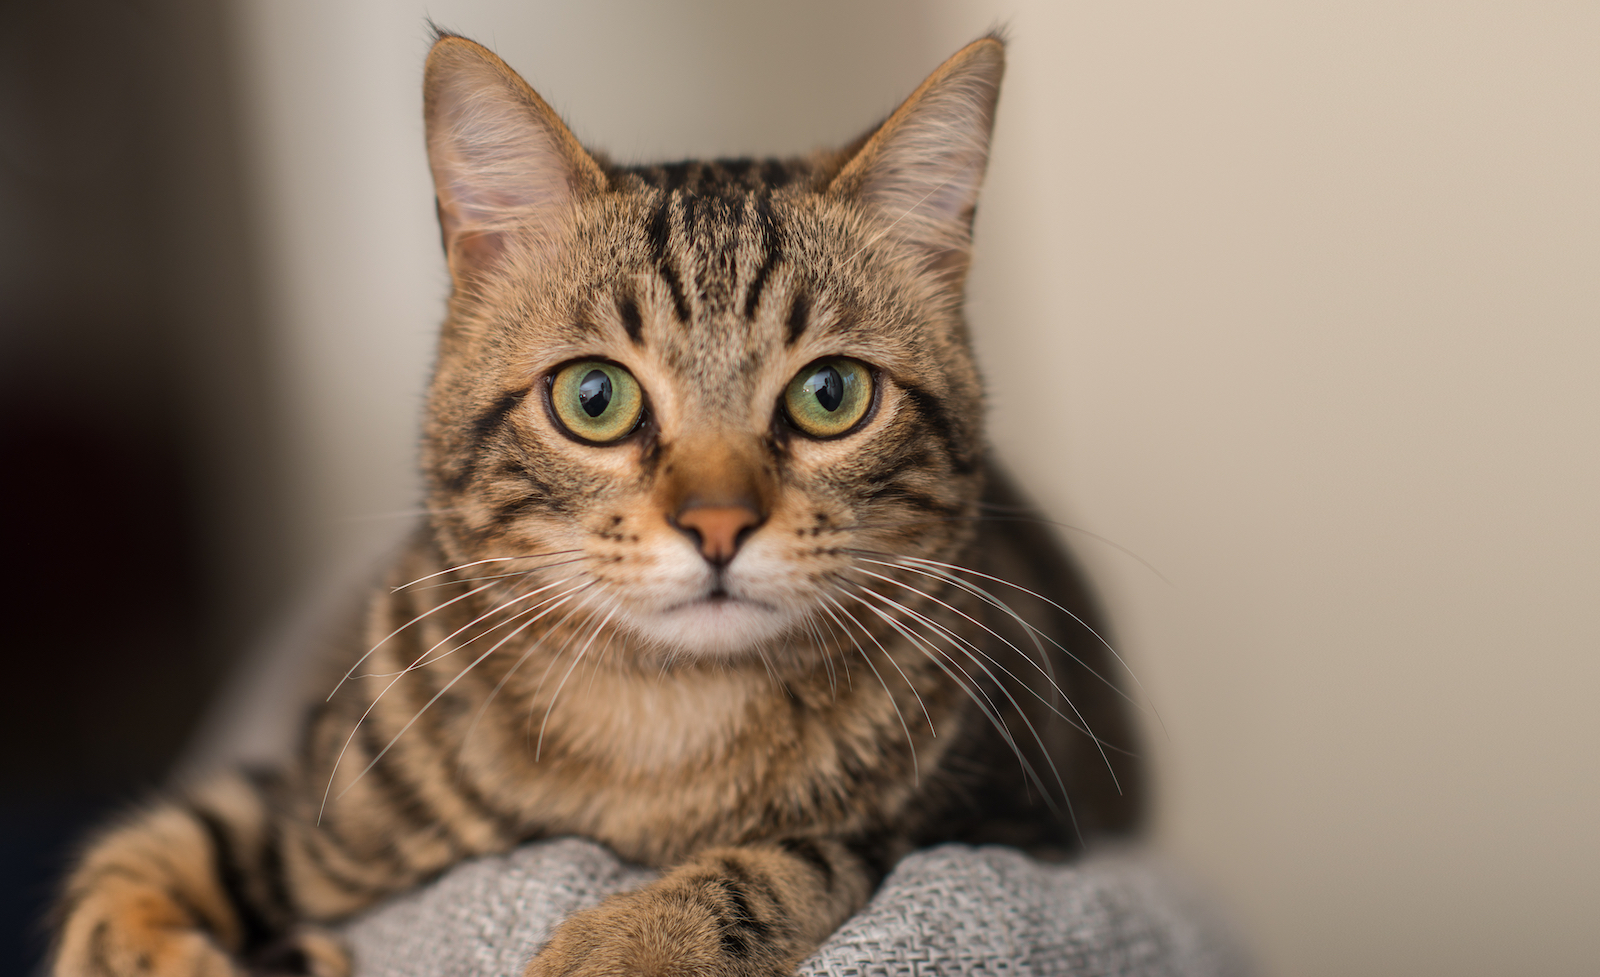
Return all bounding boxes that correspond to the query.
[53,878,242,977]
[52,876,349,977]
[521,890,791,977]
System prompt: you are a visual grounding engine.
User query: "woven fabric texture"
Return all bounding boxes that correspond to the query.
[340,839,1247,977]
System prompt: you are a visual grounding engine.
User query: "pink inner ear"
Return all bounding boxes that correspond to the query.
[840,42,1003,284]
[425,49,591,278]
[446,223,512,274]
[858,87,994,254]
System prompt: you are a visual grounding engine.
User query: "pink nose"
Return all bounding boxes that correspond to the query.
[674,504,762,565]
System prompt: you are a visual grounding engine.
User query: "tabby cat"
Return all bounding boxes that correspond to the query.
[50,30,1142,977]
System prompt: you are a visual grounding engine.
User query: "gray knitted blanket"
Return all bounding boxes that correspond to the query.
[340,838,1248,977]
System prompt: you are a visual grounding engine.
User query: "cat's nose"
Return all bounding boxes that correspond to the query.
[673,503,763,566]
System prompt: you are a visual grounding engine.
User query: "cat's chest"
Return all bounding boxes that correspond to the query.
[515,663,936,863]
[551,666,765,774]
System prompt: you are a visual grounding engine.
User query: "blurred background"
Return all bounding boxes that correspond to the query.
[2,0,1595,974]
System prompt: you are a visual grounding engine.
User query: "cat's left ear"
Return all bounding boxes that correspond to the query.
[424,33,606,282]
[829,36,1004,289]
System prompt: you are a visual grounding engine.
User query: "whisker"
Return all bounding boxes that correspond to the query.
[325,591,565,815]
[521,591,606,735]
[320,581,593,821]
[524,598,602,750]
[389,551,583,592]
[459,585,598,753]
[583,608,626,695]
[847,562,1136,760]
[832,585,1081,837]
[845,547,1154,725]
[845,566,1125,789]
[818,594,923,783]
[328,552,586,701]
[404,558,587,591]
[820,593,934,736]
[798,611,838,699]
[354,574,582,677]
[536,598,620,761]
[328,575,509,702]
[969,505,1173,585]
[840,581,1080,840]
[829,511,1171,586]
[889,553,1168,742]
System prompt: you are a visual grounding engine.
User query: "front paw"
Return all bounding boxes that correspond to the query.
[53,880,243,977]
[523,890,791,977]
[53,878,348,977]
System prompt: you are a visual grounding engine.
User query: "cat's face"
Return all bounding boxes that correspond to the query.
[418,36,1002,663]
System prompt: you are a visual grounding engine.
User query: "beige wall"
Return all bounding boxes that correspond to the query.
[228,2,1599,974]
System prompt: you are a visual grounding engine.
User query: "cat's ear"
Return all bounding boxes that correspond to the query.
[423,34,606,281]
[829,36,1004,288]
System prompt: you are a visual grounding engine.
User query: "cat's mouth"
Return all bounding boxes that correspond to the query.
[667,589,774,613]
[628,586,790,658]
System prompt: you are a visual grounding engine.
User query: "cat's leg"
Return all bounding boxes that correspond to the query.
[523,836,897,977]
[51,771,349,977]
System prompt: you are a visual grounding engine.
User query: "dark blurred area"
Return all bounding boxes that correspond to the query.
[0,1,289,971]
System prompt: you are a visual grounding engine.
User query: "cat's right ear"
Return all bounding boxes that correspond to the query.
[423,35,605,281]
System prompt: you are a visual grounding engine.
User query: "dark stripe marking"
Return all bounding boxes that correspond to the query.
[646,198,692,323]
[862,481,965,517]
[743,194,780,320]
[448,388,529,491]
[191,807,278,952]
[88,920,113,977]
[707,876,771,960]
[241,769,295,918]
[296,832,386,900]
[777,837,834,891]
[354,718,457,863]
[618,294,644,345]
[898,383,978,475]
[415,687,524,843]
[784,291,810,346]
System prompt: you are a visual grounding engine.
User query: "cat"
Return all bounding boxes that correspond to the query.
[50,29,1143,977]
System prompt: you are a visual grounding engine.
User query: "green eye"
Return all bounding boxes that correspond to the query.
[784,358,873,438]
[549,361,643,443]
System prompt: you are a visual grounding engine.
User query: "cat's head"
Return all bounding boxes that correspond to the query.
[418,33,1003,662]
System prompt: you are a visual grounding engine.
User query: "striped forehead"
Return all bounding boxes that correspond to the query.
[602,161,830,398]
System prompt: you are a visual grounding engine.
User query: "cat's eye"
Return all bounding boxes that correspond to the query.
[784,358,874,438]
[549,360,644,443]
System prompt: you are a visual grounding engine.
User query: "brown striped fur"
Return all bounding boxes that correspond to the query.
[51,31,1142,977]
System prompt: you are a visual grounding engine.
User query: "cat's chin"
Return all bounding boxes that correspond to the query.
[625,596,797,660]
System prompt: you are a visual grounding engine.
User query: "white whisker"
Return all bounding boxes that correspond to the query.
[839,582,1080,840]
[320,581,593,821]
[797,612,836,699]
[847,567,1123,792]
[354,574,581,677]
[892,554,1167,741]
[821,592,934,736]
[405,557,587,591]
[536,598,620,761]
[848,562,1133,763]
[389,552,582,593]
[329,552,586,701]
[818,594,923,782]
[459,584,598,753]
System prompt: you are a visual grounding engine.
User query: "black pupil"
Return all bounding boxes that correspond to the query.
[578,370,612,417]
[807,365,845,412]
